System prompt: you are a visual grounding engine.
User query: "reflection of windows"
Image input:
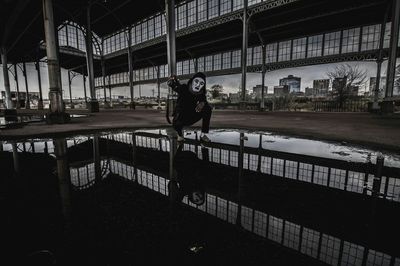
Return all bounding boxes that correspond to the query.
[268,216,283,243]
[278,40,291,62]
[198,0,207,22]
[319,234,341,266]
[300,227,320,258]
[232,50,241,68]
[341,242,364,266]
[307,35,323,57]
[222,52,231,69]
[361,24,380,51]
[342,28,360,53]
[178,4,187,29]
[253,46,262,65]
[324,31,341,55]
[266,43,278,63]
[187,1,197,26]
[213,54,221,71]
[208,0,219,19]
[292,37,306,60]
[253,211,267,237]
[367,249,392,266]
[283,221,300,250]
[220,0,232,15]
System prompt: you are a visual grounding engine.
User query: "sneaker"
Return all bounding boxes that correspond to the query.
[177,135,184,142]
[200,134,210,142]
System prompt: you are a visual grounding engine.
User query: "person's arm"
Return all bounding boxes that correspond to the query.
[167,75,182,94]
[195,91,207,112]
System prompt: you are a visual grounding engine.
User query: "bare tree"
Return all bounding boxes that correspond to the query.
[209,84,223,99]
[327,64,367,107]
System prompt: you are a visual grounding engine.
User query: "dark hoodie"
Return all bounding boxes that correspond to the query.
[170,72,208,115]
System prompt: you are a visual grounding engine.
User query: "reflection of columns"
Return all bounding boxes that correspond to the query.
[0,141,3,152]
[35,60,44,110]
[1,48,14,109]
[236,132,246,226]
[132,132,138,183]
[22,62,30,109]
[385,0,400,98]
[257,134,262,172]
[157,65,161,109]
[240,0,249,105]
[166,0,176,78]
[93,135,101,182]
[54,138,72,224]
[85,4,99,112]
[12,142,20,176]
[14,64,20,108]
[43,0,69,123]
[169,135,177,181]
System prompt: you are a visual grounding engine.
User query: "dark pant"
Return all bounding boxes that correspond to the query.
[173,104,212,136]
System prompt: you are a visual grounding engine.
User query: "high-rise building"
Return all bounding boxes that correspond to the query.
[252,85,267,100]
[369,77,386,97]
[279,75,301,93]
[332,77,347,95]
[274,85,290,96]
[313,79,330,96]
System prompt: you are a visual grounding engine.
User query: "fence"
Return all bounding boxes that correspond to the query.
[313,100,369,112]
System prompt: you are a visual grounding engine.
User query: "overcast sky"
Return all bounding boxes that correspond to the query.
[0,61,389,99]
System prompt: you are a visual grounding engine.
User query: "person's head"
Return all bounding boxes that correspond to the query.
[188,190,205,206]
[188,72,206,95]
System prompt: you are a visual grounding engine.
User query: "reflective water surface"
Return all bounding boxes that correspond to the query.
[1,129,399,265]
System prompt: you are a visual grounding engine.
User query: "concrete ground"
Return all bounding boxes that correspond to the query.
[1,108,400,151]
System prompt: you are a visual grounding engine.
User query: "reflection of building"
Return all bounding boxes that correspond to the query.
[279,75,301,93]
[313,79,330,97]
[274,85,289,96]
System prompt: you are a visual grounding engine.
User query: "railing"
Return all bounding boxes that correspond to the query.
[313,100,369,112]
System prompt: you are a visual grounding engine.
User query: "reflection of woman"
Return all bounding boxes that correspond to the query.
[168,146,208,206]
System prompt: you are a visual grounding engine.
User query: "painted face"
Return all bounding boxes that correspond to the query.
[190,77,205,94]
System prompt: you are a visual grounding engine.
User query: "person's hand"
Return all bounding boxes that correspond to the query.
[167,75,179,88]
[195,101,205,112]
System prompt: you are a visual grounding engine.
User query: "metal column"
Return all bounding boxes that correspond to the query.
[108,75,113,108]
[14,64,20,108]
[157,65,161,109]
[42,0,69,123]
[83,74,88,104]
[101,57,108,106]
[261,44,266,111]
[85,3,99,112]
[128,32,135,109]
[35,60,44,110]
[165,0,177,77]
[385,0,400,99]
[67,70,74,109]
[1,48,13,109]
[22,62,30,109]
[240,0,249,108]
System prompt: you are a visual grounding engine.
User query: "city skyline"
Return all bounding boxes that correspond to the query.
[0,60,394,99]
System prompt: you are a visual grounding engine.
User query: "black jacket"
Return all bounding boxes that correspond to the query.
[171,82,207,115]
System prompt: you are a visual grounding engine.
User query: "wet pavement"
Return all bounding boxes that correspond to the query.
[1,129,399,265]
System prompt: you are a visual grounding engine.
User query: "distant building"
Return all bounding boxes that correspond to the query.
[252,85,267,100]
[313,79,330,96]
[305,87,317,97]
[332,77,347,95]
[274,85,290,96]
[229,92,240,103]
[369,77,386,97]
[279,75,301,93]
[349,85,359,96]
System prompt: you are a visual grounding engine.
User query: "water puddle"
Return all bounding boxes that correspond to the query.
[1,129,399,265]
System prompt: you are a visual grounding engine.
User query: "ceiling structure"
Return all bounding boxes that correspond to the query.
[0,0,392,79]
